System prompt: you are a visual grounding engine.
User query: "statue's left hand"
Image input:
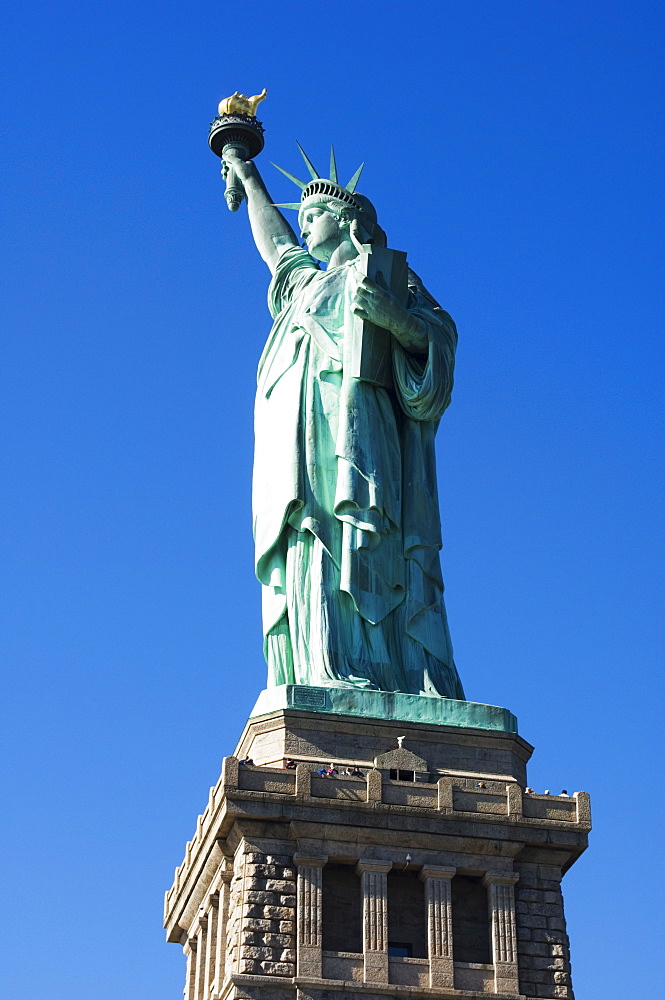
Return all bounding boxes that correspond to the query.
[222,148,253,183]
[351,271,428,355]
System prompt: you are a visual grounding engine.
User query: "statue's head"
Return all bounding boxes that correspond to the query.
[273,145,386,260]
[298,191,384,262]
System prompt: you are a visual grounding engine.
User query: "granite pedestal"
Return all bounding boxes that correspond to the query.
[165,704,590,1000]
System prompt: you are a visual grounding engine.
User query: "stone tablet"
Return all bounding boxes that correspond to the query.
[344,245,408,389]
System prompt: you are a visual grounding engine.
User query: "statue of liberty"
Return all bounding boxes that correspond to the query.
[222,138,465,701]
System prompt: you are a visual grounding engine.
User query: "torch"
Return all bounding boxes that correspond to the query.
[208,89,267,212]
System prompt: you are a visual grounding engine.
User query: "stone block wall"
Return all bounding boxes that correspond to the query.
[515,863,574,999]
[226,856,243,976]
[234,849,297,978]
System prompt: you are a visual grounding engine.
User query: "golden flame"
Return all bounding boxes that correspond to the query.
[218,89,267,118]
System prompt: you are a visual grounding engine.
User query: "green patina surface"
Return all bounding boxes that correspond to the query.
[240,147,466,702]
[255,246,463,700]
[250,684,518,733]
[224,139,474,713]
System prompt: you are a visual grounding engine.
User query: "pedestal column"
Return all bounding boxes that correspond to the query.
[193,916,207,1000]
[213,868,232,992]
[356,860,391,984]
[183,938,196,1000]
[483,871,520,995]
[419,865,455,988]
[203,894,218,998]
[294,854,326,978]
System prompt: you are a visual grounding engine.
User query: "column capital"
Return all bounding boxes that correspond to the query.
[293,853,327,867]
[190,912,208,934]
[356,859,392,874]
[419,865,456,881]
[482,870,519,886]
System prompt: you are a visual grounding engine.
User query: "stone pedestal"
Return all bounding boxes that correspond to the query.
[165,706,590,1000]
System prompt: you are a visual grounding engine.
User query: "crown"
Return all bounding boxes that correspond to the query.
[272,144,365,216]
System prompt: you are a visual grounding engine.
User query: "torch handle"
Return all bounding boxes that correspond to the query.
[222,140,249,213]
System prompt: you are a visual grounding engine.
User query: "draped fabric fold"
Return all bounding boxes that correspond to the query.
[253,246,464,699]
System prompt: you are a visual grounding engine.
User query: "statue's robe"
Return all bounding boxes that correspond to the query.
[253,246,465,699]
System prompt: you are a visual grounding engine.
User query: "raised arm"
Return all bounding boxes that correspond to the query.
[223,150,299,274]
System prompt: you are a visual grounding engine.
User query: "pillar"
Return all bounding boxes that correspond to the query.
[213,869,232,991]
[575,790,591,826]
[507,782,523,821]
[203,895,218,998]
[192,917,206,1000]
[419,865,455,988]
[183,938,196,1000]
[356,860,391,983]
[294,854,326,978]
[366,769,382,802]
[437,776,453,813]
[295,762,311,797]
[483,871,520,995]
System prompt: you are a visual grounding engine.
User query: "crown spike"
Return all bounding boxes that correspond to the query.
[296,141,320,180]
[329,146,338,185]
[345,162,365,194]
[272,203,303,210]
[271,162,306,189]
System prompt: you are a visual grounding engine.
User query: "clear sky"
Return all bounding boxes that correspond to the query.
[2,1,663,997]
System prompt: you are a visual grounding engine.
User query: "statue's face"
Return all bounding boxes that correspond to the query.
[299,205,344,262]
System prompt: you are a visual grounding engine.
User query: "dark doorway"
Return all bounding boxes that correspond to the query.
[322,864,362,953]
[451,875,491,964]
[387,870,427,959]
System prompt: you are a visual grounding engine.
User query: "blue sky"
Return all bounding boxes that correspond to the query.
[2,1,663,996]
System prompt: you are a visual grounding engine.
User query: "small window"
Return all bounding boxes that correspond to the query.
[389,768,415,781]
[388,942,412,957]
